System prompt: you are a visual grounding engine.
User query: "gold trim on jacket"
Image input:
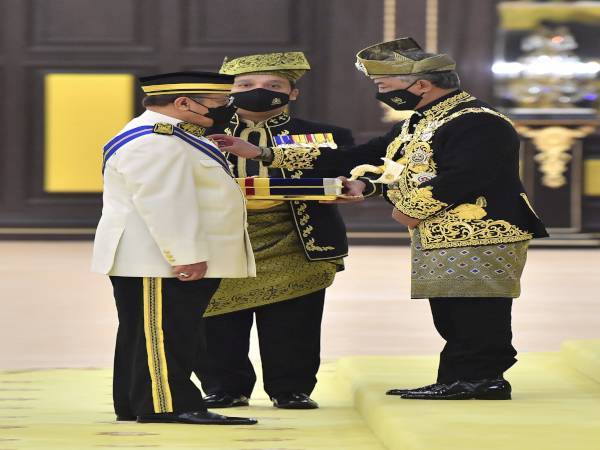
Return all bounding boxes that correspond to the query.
[382,92,531,249]
[269,92,533,250]
[230,112,341,256]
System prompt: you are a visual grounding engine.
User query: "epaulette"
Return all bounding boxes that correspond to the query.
[177,122,206,137]
[153,123,174,135]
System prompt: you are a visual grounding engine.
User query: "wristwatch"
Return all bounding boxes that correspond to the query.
[252,146,274,163]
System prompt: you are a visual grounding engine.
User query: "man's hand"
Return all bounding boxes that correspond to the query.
[320,177,366,204]
[173,262,208,282]
[391,208,421,229]
[209,134,262,159]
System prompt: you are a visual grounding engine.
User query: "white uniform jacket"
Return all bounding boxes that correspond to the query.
[91,110,256,278]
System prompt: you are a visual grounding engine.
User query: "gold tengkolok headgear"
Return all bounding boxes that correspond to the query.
[355,37,456,76]
[219,52,311,83]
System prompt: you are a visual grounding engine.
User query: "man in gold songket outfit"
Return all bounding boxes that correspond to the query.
[196,52,355,409]
[212,38,549,400]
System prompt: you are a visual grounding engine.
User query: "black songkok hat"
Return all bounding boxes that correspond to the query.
[139,71,235,96]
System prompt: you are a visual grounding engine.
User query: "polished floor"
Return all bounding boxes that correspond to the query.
[2,345,599,450]
[1,242,599,450]
[1,241,599,369]
[0,363,386,450]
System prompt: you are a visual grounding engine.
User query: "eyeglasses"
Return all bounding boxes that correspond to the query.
[192,96,234,107]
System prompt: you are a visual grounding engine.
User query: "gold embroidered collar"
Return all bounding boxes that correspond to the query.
[415,90,471,116]
[236,111,291,129]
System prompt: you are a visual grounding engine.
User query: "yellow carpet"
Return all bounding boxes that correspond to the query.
[0,363,384,450]
[337,345,600,450]
[561,339,600,384]
[2,341,600,450]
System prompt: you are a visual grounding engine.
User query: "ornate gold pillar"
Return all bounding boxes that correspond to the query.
[380,0,438,123]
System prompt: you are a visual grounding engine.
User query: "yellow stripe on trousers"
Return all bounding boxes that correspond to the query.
[142,277,173,413]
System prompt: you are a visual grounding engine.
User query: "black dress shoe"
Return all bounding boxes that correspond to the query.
[137,410,257,425]
[271,393,319,409]
[401,378,512,400]
[203,393,249,408]
[116,414,137,421]
[386,382,445,396]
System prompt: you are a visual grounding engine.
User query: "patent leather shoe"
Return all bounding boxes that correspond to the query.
[202,392,249,408]
[116,414,136,421]
[400,378,511,400]
[137,410,257,424]
[386,382,446,396]
[271,393,319,409]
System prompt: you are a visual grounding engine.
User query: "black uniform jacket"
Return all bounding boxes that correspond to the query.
[214,111,355,261]
[267,91,548,250]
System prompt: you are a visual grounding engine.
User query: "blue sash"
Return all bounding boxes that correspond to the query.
[102,125,231,175]
[102,126,154,173]
[171,128,231,174]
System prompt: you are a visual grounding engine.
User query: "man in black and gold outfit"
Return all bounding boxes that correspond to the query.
[213,38,548,401]
[196,52,354,409]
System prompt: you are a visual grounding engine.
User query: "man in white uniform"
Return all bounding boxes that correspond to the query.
[92,72,257,425]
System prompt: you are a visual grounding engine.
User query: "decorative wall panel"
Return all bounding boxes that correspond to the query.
[44,73,134,193]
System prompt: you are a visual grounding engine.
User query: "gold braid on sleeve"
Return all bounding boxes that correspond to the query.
[270,146,321,170]
[387,186,448,219]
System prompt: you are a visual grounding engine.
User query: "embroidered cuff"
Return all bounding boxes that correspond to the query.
[386,186,447,219]
[267,146,321,170]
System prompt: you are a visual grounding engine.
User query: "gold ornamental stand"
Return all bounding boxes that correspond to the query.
[515,117,600,246]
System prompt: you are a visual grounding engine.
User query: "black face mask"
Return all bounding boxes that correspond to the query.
[231,88,290,112]
[376,80,423,111]
[203,103,238,127]
[188,99,237,127]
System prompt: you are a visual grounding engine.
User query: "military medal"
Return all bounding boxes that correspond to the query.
[273,133,338,149]
[410,149,431,165]
[412,172,436,184]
